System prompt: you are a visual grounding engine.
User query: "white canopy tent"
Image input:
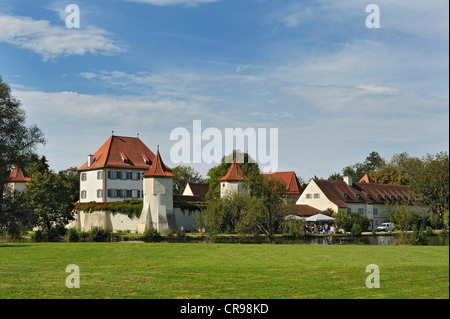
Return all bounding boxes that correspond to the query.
[305,213,335,223]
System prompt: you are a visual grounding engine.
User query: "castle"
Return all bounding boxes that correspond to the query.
[7,134,421,233]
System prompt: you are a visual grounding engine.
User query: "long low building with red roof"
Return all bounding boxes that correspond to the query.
[296,175,426,230]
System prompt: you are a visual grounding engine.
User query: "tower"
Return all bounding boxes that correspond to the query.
[219,158,249,198]
[137,148,176,234]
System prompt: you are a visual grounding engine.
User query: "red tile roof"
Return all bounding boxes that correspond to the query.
[219,158,247,182]
[79,136,157,171]
[7,166,31,183]
[313,179,413,208]
[263,171,303,195]
[142,150,174,178]
[295,204,322,217]
[184,182,209,202]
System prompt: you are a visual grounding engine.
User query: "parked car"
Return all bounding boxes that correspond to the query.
[377,222,394,232]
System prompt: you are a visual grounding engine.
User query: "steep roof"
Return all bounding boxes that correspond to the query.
[7,166,31,183]
[313,179,413,208]
[358,174,376,183]
[263,171,303,195]
[183,182,209,202]
[142,150,174,178]
[219,158,247,182]
[79,135,156,171]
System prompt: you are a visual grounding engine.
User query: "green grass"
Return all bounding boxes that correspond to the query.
[0,243,448,299]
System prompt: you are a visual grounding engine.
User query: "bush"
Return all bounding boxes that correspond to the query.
[282,219,305,238]
[32,230,44,242]
[394,229,429,246]
[142,228,161,242]
[350,223,362,236]
[78,231,91,242]
[67,228,80,242]
[90,226,109,242]
[45,228,62,242]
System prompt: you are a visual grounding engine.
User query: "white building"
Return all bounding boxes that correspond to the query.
[78,135,158,203]
[296,175,423,230]
[72,135,201,234]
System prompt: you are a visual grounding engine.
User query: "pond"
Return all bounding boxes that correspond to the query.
[1,234,448,245]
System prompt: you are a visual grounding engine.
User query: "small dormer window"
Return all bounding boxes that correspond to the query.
[398,196,402,200]
[384,195,389,200]
[344,193,348,198]
[377,195,382,199]
[356,194,361,199]
[120,152,129,163]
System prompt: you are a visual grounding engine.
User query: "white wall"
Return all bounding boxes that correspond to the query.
[80,169,147,203]
[220,181,249,198]
[79,169,104,203]
[296,180,338,211]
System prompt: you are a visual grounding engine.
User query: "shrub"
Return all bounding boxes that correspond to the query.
[67,228,80,242]
[350,223,362,236]
[78,231,90,242]
[90,226,109,242]
[44,228,61,242]
[32,230,44,242]
[142,228,161,242]
[282,219,305,238]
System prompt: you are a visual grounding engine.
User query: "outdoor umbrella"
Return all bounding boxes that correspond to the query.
[305,213,335,223]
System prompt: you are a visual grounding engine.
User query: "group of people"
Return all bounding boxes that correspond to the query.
[304,223,337,234]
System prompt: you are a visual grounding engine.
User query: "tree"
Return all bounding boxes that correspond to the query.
[408,152,449,214]
[22,171,75,231]
[0,75,45,234]
[386,201,423,231]
[171,165,203,195]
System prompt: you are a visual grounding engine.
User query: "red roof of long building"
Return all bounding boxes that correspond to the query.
[79,136,157,171]
[7,166,31,183]
[313,179,414,208]
[219,158,247,182]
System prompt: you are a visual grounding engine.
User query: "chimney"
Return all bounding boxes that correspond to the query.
[343,175,353,186]
[88,154,94,167]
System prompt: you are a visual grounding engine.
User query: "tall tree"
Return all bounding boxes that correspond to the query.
[0,75,45,234]
[22,171,75,231]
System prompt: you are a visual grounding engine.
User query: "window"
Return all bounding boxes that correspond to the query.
[358,208,365,215]
[81,190,87,199]
[346,208,351,214]
[108,189,117,198]
[81,173,87,181]
[306,194,312,199]
[132,172,141,180]
[313,193,320,199]
[97,171,103,180]
[97,189,103,198]
[377,195,382,199]
[132,189,139,198]
[126,172,133,180]
[373,208,378,215]
[126,190,132,198]
[344,193,348,198]
[116,171,122,180]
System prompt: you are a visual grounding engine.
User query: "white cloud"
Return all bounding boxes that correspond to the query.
[0,14,125,61]
[126,0,219,6]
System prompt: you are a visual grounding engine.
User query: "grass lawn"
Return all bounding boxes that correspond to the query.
[0,242,448,299]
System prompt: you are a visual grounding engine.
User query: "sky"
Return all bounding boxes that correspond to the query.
[0,0,448,180]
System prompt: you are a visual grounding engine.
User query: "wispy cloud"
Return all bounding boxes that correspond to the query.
[0,14,125,61]
[126,0,219,7]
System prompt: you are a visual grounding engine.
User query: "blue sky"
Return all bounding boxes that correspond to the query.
[0,0,448,180]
